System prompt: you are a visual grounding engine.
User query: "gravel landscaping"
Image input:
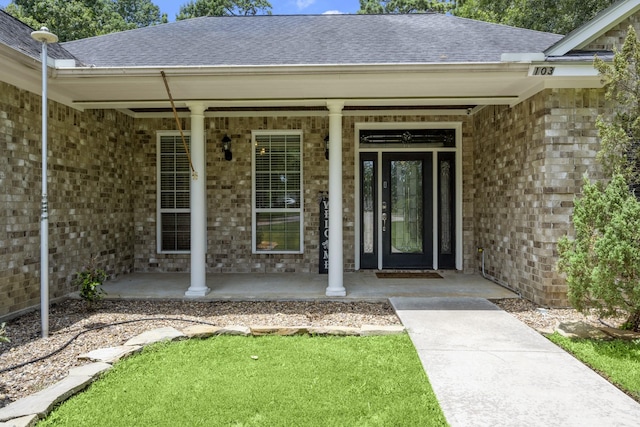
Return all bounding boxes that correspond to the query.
[0,296,620,408]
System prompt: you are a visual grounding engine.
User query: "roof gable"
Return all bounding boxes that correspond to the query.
[545,0,640,56]
[61,13,562,68]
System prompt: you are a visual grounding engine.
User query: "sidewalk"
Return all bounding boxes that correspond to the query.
[390,297,640,427]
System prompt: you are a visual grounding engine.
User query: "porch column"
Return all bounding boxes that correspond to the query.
[185,103,210,296]
[326,100,346,296]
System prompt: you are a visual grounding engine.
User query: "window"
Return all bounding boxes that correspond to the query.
[157,133,190,253]
[252,131,303,253]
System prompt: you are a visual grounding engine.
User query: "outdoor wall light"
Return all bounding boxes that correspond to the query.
[222,134,232,161]
[324,135,329,160]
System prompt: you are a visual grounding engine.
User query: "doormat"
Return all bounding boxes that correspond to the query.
[375,272,443,279]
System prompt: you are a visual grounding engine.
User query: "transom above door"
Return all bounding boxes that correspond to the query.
[357,131,458,270]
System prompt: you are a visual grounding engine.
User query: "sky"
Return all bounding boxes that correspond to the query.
[0,1,362,20]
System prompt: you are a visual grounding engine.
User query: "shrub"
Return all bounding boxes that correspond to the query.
[0,322,9,344]
[557,174,640,331]
[72,259,108,309]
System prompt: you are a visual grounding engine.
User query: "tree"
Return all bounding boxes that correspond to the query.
[114,0,167,28]
[452,0,616,34]
[557,28,640,332]
[594,26,640,190]
[5,0,166,42]
[557,175,640,331]
[358,0,452,14]
[176,0,271,20]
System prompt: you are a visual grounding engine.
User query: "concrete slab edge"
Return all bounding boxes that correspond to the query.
[0,324,405,425]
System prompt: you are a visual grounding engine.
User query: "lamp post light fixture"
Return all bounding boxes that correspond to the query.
[31,26,58,338]
[324,135,329,160]
[222,134,232,161]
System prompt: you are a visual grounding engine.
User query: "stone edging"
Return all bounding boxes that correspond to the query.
[0,324,405,426]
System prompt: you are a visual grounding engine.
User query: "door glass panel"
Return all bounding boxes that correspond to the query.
[440,160,452,255]
[390,160,423,254]
[362,160,375,254]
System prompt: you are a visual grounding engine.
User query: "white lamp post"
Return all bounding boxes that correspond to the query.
[31,27,58,338]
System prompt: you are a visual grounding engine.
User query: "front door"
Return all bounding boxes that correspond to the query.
[382,153,432,268]
[359,151,456,270]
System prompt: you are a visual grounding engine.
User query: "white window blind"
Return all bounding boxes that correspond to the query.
[158,133,190,253]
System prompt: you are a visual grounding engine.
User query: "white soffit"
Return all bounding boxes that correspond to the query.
[501,53,546,62]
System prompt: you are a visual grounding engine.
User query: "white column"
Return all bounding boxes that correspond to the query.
[326,100,346,296]
[185,103,210,296]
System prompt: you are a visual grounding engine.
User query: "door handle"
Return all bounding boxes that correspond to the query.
[382,213,387,232]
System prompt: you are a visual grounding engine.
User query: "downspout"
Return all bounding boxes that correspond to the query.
[477,247,522,298]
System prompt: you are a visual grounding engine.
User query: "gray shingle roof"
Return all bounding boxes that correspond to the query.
[0,10,78,62]
[61,13,563,67]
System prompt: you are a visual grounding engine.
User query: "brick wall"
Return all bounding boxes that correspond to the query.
[133,113,475,274]
[473,89,605,306]
[0,82,136,317]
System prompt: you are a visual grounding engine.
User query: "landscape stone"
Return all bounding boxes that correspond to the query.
[360,325,405,336]
[218,326,251,336]
[556,321,610,340]
[0,414,38,427]
[124,327,185,346]
[0,367,106,422]
[181,324,222,338]
[599,326,640,340]
[308,326,360,336]
[250,326,308,336]
[78,346,142,363]
[68,362,112,377]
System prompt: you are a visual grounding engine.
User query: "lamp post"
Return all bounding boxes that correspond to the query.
[31,27,58,338]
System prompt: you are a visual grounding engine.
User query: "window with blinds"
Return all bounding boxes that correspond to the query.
[252,132,303,253]
[157,133,191,253]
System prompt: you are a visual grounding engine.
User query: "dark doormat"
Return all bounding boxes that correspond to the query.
[375,272,443,279]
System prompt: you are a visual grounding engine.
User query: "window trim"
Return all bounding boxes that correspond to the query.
[157,131,191,254]
[251,130,304,254]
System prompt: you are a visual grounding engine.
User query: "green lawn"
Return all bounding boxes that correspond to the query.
[39,335,448,426]
[548,333,640,402]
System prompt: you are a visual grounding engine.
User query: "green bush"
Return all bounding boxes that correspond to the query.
[72,259,108,309]
[558,174,640,331]
[0,322,9,344]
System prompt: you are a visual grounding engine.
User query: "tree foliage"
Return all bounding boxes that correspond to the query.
[557,28,640,332]
[358,0,452,14]
[557,176,640,331]
[452,0,616,34]
[176,0,271,20]
[5,0,166,42]
[594,26,640,189]
[358,0,615,34]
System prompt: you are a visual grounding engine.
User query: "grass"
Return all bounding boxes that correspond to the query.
[38,334,448,426]
[548,333,640,402]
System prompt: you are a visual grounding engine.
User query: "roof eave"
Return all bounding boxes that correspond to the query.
[53,61,529,77]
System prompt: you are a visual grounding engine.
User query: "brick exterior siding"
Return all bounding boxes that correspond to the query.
[473,89,606,306]
[0,82,136,317]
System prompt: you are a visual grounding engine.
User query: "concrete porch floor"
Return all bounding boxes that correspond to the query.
[101,270,518,301]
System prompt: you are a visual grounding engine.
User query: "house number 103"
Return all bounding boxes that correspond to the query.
[532,66,555,76]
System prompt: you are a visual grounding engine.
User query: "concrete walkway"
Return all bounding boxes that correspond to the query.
[390,297,640,427]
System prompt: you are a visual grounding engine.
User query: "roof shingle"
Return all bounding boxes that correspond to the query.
[61,14,563,67]
[0,10,79,63]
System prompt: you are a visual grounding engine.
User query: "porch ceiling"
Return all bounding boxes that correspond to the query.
[55,66,530,110]
[8,59,603,113]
